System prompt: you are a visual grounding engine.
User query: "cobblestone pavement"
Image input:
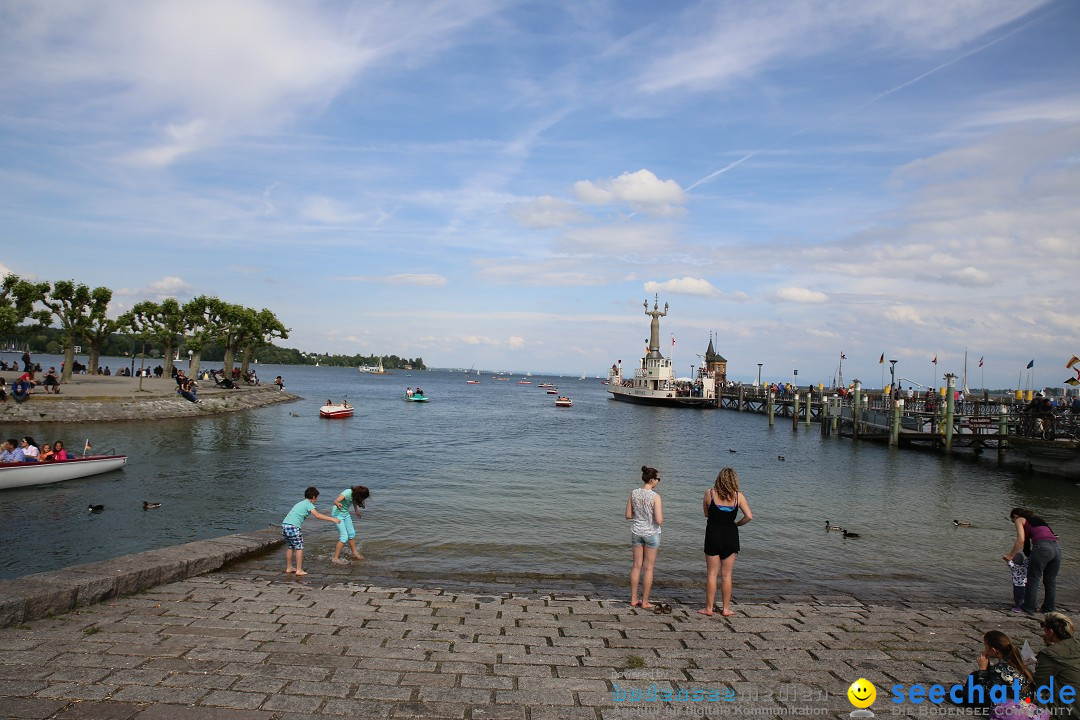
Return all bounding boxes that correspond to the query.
[0,562,1057,720]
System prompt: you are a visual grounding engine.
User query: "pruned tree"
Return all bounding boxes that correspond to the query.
[217,302,249,376]
[181,295,224,379]
[42,280,95,382]
[239,308,289,378]
[122,299,185,377]
[0,273,50,341]
[83,286,117,374]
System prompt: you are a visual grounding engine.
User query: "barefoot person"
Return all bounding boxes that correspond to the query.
[330,485,370,564]
[699,467,752,618]
[281,486,340,576]
[1003,507,1061,615]
[626,466,663,610]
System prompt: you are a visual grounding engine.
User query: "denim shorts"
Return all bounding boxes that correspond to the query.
[631,532,661,548]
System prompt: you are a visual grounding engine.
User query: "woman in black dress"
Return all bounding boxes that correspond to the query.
[698,467,752,617]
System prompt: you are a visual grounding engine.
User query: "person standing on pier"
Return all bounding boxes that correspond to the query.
[1003,507,1061,615]
[626,466,663,610]
[699,467,752,618]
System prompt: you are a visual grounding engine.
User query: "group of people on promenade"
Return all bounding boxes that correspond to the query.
[952,612,1080,718]
[0,437,70,463]
[625,465,752,617]
[0,367,61,402]
[280,485,370,575]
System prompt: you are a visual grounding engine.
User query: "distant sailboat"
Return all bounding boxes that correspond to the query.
[358,356,386,374]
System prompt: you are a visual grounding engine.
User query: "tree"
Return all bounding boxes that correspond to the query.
[238,308,289,377]
[0,273,50,341]
[217,302,249,376]
[83,286,117,374]
[122,299,185,377]
[42,280,95,382]
[181,295,225,379]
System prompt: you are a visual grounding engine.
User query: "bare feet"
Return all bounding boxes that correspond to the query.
[285,568,295,573]
[641,603,656,610]
[331,558,347,565]
[697,608,714,616]
[294,570,308,576]
[630,600,640,607]
[721,609,735,617]
[352,554,364,561]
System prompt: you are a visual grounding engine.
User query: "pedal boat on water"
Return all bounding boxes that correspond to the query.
[0,455,127,490]
[404,393,430,403]
[555,396,573,408]
[320,401,354,418]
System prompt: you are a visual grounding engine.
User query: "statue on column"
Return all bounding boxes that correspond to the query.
[644,295,668,352]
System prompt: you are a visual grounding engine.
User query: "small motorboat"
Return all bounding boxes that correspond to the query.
[517,380,532,385]
[320,402,354,419]
[466,380,480,384]
[0,455,127,491]
[546,388,558,395]
[555,396,572,407]
[404,393,430,403]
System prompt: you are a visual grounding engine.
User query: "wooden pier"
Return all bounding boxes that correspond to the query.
[715,377,1079,454]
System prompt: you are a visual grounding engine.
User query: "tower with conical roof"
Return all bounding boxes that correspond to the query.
[704,334,727,384]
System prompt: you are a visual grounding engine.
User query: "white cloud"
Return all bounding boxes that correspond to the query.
[508,336,525,349]
[644,277,718,297]
[772,287,828,303]
[884,305,923,324]
[147,276,192,295]
[573,170,687,217]
[946,266,993,287]
[511,196,592,229]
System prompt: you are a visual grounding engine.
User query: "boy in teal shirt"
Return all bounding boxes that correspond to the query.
[281,486,340,576]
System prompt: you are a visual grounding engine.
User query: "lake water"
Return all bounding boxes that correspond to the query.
[2,360,1078,606]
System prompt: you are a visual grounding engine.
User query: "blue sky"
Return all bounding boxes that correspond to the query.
[1,0,1078,388]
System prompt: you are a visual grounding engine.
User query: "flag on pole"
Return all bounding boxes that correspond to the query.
[671,335,675,347]
[878,353,884,365]
[1067,355,1079,369]
[932,356,937,365]
[1027,359,1035,369]
[978,356,983,368]
[841,352,846,360]
[1065,378,1080,387]
[645,339,650,353]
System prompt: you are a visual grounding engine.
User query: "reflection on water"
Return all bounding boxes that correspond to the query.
[1,362,1077,606]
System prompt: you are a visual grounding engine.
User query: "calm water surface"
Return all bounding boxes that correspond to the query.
[2,362,1078,606]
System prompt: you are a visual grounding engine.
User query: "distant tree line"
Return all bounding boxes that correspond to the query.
[1,273,423,379]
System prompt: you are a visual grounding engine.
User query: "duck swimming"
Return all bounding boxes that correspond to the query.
[842,529,860,538]
[825,520,842,531]
[87,504,104,513]
[953,519,972,527]
[143,501,161,510]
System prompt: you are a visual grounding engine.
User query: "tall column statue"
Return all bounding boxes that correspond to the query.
[644,296,668,352]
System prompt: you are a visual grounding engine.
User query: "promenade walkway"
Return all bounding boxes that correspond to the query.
[1,532,1066,719]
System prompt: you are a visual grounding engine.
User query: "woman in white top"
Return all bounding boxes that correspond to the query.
[625,465,664,610]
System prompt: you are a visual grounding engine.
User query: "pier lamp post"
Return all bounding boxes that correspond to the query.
[188,349,193,370]
[889,359,898,399]
[757,363,763,387]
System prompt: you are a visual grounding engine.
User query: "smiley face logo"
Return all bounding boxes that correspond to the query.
[847,678,876,709]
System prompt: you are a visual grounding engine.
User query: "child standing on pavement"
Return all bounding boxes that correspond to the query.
[282,486,340,576]
[1008,552,1028,612]
[330,485,371,565]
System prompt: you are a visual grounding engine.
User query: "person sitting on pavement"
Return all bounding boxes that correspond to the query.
[43,367,60,394]
[1034,612,1080,719]
[177,374,199,403]
[274,375,285,390]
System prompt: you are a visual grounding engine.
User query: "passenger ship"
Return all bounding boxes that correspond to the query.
[607,297,717,408]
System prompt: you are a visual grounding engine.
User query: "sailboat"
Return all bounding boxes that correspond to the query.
[465,365,480,384]
[358,356,386,374]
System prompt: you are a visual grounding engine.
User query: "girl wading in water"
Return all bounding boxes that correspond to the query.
[699,467,752,617]
[626,466,663,610]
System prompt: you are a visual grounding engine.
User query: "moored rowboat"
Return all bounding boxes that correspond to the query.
[0,455,127,491]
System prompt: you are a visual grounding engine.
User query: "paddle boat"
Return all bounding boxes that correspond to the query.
[404,393,430,402]
[546,388,558,395]
[0,454,127,491]
[555,396,573,407]
[319,401,354,418]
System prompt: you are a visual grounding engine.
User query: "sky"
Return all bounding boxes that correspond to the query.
[1,0,1078,388]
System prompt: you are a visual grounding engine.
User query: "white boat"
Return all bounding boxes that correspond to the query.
[607,297,716,408]
[319,402,354,419]
[0,455,127,490]
[555,396,573,407]
[358,357,386,374]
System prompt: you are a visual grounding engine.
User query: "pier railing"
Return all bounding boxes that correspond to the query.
[716,385,1080,447]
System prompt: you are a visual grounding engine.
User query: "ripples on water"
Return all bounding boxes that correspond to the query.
[2,362,1077,606]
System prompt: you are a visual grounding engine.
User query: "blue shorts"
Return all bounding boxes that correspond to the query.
[334,512,356,543]
[631,532,661,549]
[282,524,303,550]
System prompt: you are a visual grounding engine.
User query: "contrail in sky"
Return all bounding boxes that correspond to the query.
[685,6,1059,193]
